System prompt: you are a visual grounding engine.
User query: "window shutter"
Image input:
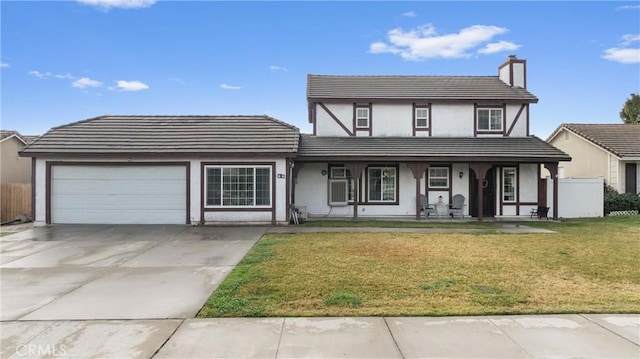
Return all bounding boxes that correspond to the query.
[328,179,348,206]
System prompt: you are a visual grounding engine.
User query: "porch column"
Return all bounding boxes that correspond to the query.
[544,163,559,220]
[345,163,366,220]
[469,162,492,221]
[407,163,428,220]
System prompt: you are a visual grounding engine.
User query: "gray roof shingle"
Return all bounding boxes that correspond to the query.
[549,124,640,158]
[307,75,538,102]
[297,135,570,162]
[20,115,300,157]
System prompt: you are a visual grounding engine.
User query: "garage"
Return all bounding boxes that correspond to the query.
[50,164,188,224]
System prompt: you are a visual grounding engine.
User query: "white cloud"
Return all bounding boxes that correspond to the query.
[72,77,103,88]
[28,70,52,79]
[603,34,640,64]
[478,40,521,54]
[402,11,416,17]
[54,73,76,79]
[220,83,241,90]
[269,65,289,72]
[76,0,156,10]
[0,62,9,68]
[116,80,149,91]
[615,5,640,11]
[369,24,517,60]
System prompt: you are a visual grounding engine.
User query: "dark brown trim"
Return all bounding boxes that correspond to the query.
[353,103,372,136]
[297,156,569,164]
[516,165,520,216]
[506,104,526,136]
[412,103,431,137]
[426,164,452,192]
[499,167,503,216]
[363,164,400,205]
[285,158,291,224]
[474,104,507,136]
[498,165,520,216]
[526,104,530,136]
[319,102,353,136]
[31,157,36,221]
[306,97,538,104]
[200,162,277,223]
[45,161,190,225]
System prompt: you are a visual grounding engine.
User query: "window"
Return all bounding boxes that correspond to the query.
[329,167,354,205]
[503,167,516,202]
[415,107,429,128]
[477,108,503,131]
[428,167,449,188]
[355,107,370,128]
[368,167,396,202]
[205,166,271,207]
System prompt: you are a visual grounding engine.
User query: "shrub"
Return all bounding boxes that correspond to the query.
[604,185,640,214]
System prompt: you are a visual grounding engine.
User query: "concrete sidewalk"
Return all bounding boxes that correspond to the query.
[268,223,555,234]
[2,314,638,358]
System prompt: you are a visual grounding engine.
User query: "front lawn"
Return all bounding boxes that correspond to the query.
[198,216,640,317]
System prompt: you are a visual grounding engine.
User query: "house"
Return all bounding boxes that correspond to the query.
[18,116,299,225]
[293,55,571,220]
[547,123,640,194]
[1,130,38,184]
[20,56,571,225]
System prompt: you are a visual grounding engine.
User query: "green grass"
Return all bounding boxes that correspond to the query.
[198,216,640,317]
[301,219,495,229]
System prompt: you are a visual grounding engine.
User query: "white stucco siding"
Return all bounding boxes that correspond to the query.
[505,104,528,136]
[499,65,510,86]
[431,104,474,137]
[548,129,610,181]
[371,104,412,136]
[315,103,353,136]
[519,164,538,203]
[34,159,47,226]
[512,63,526,88]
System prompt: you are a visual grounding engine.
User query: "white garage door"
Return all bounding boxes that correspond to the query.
[51,165,187,224]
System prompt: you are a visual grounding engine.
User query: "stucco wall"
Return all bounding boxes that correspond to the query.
[548,129,610,183]
[1,138,31,184]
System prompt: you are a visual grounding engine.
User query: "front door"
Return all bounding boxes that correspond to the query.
[625,163,637,194]
[469,167,496,217]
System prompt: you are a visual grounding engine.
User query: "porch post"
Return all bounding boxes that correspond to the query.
[544,163,559,220]
[346,163,366,220]
[407,163,428,220]
[469,162,492,221]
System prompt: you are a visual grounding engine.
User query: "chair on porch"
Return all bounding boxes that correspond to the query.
[449,194,465,219]
[420,194,437,218]
[529,206,550,220]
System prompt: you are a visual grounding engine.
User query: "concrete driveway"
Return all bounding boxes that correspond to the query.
[1,225,266,321]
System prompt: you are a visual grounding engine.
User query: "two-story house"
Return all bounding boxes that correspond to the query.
[293,56,571,220]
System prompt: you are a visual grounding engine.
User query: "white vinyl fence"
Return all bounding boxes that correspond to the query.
[546,177,604,218]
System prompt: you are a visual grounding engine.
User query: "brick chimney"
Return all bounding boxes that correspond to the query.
[498,55,527,88]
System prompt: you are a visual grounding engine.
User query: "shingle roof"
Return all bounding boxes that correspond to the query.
[548,124,640,158]
[1,130,38,144]
[307,75,538,102]
[19,115,300,157]
[297,135,570,162]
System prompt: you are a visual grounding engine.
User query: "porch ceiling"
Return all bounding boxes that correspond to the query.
[296,135,571,163]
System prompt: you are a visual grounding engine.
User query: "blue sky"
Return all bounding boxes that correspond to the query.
[1,1,639,138]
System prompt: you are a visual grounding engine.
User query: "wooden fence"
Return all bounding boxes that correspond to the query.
[1,183,32,223]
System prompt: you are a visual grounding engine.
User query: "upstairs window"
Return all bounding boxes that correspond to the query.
[428,167,449,188]
[477,108,503,131]
[415,107,429,128]
[355,107,370,128]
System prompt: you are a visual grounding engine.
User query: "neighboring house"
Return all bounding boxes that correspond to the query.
[1,130,38,184]
[20,56,571,225]
[19,116,299,225]
[294,55,570,220]
[547,124,640,194]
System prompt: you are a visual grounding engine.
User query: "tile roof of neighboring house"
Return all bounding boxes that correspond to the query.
[297,135,571,162]
[19,115,300,157]
[548,124,640,158]
[307,75,538,102]
[0,130,38,144]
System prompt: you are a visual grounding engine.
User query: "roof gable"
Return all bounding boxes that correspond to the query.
[20,115,300,157]
[548,124,640,158]
[307,75,538,102]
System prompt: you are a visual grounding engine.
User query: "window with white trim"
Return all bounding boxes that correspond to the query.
[415,107,429,128]
[502,167,516,202]
[355,107,370,128]
[205,166,271,207]
[428,167,449,188]
[477,108,503,131]
[368,167,396,202]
